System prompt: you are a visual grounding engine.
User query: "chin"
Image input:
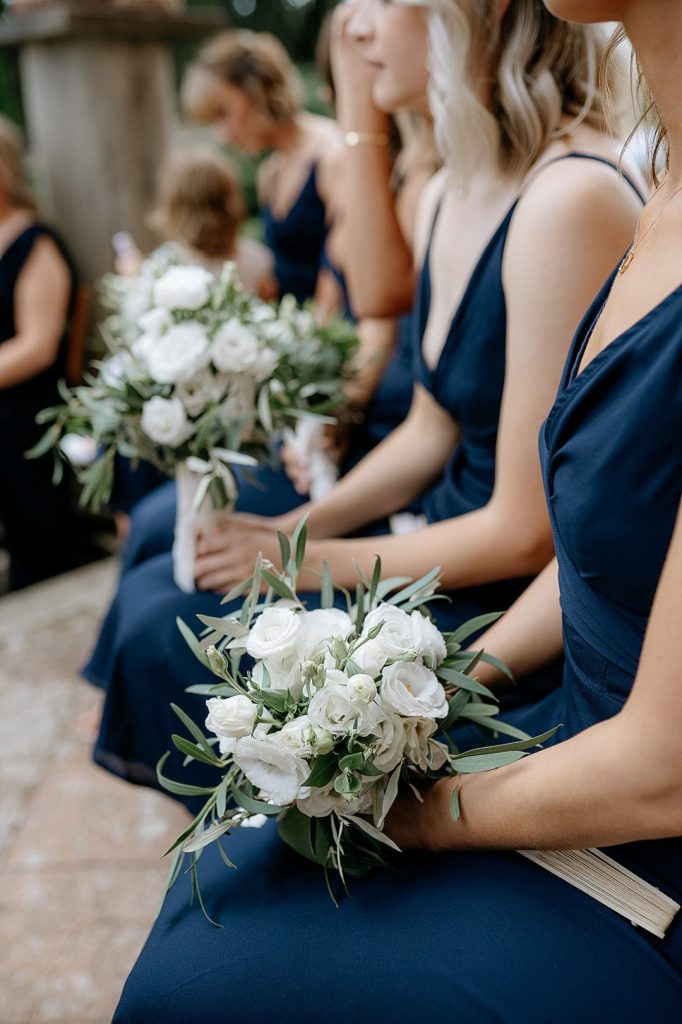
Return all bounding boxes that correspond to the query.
[542,0,623,22]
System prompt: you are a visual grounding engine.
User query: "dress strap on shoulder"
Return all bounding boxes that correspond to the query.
[521,151,646,205]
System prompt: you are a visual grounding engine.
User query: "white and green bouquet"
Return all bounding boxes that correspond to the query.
[31,258,358,591]
[159,520,554,914]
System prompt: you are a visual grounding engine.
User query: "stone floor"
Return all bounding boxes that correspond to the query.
[0,561,190,1024]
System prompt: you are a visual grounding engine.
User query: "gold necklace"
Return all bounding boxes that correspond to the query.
[619,180,682,274]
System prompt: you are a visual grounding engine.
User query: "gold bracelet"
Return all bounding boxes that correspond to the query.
[344,130,391,148]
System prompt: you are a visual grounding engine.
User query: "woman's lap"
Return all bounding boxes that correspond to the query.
[115,819,682,1024]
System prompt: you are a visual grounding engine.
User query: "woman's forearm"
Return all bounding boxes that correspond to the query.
[471,560,563,686]
[436,710,682,852]
[0,334,58,389]
[303,409,454,540]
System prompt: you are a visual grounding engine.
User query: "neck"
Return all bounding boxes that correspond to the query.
[624,3,682,185]
[269,116,303,154]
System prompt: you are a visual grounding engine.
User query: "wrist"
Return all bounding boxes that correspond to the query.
[337,98,390,135]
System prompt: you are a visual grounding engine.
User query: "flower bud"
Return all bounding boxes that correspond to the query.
[206,645,229,679]
[346,673,378,703]
[329,636,348,661]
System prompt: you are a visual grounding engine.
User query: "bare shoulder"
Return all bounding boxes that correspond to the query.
[510,154,642,247]
[20,232,70,287]
[412,167,448,265]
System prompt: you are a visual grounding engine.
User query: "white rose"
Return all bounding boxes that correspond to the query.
[138,307,172,337]
[146,322,211,385]
[211,319,261,373]
[140,396,192,447]
[410,610,447,665]
[372,713,407,771]
[232,733,310,806]
[246,607,302,662]
[403,718,449,771]
[175,369,222,417]
[380,661,448,720]
[205,695,258,755]
[299,608,354,662]
[362,604,416,660]
[153,265,214,311]
[308,670,384,736]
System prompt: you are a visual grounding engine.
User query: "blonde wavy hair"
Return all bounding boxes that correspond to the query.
[401,0,611,183]
[148,147,246,259]
[0,115,38,212]
[182,30,303,126]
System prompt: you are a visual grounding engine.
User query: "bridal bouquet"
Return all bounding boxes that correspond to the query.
[31,258,357,590]
[159,520,554,914]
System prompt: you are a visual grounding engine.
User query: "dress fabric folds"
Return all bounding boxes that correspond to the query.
[114,257,682,1024]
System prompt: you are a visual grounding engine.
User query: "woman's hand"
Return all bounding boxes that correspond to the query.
[194,514,282,593]
[384,777,458,853]
[281,427,347,496]
[331,3,389,133]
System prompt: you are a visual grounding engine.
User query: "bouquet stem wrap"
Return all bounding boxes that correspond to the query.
[283,420,338,501]
[173,461,230,594]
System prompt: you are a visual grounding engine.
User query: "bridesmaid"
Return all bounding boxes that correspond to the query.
[114,2,681,1020]
[0,116,79,589]
[85,1,641,800]
[182,29,336,305]
[107,13,438,573]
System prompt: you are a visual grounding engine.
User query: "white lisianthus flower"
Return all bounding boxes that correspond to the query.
[153,265,214,311]
[276,715,315,757]
[293,309,315,337]
[121,278,154,322]
[248,303,277,323]
[146,322,211,385]
[240,814,269,829]
[175,370,221,417]
[246,607,302,662]
[352,638,389,677]
[296,783,373,819]
[250,656,304,698]
[211,318,261,373]
[380,661,448,720]
[308,670,384,736]
[403,718,449,771]
[100,350,134,388]
[299,608,354,662]
[371,713,407,772]
[141,396,192,447]
[253,345,278,381]
[205,695,258,755]
[131,331,157,367]
[361,604,416,661]
[345,673,378,703]
[410,610,447,665]
[261,320,294,346]
[138,307,172,337]
[232,733,309,806]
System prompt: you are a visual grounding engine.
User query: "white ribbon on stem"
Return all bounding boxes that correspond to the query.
[172,447,258,594]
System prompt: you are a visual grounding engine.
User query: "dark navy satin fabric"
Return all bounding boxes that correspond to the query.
[262,164,327,303]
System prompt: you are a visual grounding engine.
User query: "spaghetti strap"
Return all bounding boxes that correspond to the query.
[522,151,646,204]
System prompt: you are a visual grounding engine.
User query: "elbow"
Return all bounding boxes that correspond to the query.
[515,533,556,576]
[348,275,416,320]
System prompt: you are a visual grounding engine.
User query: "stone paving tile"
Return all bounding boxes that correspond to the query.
[0,561,190,1024]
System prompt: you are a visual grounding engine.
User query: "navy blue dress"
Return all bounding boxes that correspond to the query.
[112,254,682,1024]
[84,159,633,799]
[263,164,327,304]
[0,223,80,589]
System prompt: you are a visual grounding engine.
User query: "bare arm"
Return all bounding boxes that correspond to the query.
[0,236,71,390]
[389,499,682,852]
[297,159,641,587]
[331,5,415,317]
